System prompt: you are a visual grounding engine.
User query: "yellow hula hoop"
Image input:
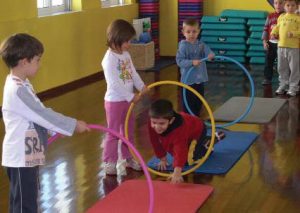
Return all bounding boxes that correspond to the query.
[125,80,216,177]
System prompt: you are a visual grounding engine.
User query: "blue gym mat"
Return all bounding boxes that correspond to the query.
[249,26,264,32]
[201,30,247,37]
[247,19,266,26]
[221,9,268,19]
[147,130,258,174]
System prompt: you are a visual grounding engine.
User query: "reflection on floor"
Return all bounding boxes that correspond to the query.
[0,63,300,212]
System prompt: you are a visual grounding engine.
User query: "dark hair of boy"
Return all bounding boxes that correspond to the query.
[149,99,175,120]
[0,33,44,68]
[106,19,136,50]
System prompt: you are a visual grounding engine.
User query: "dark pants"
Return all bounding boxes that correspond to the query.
[264,42,278,81]
[192,124,209,161]
[6,167,39,213]
[182,83,205,116]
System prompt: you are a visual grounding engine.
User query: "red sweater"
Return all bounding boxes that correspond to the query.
[262,12,283,41]
[148,112,205,168]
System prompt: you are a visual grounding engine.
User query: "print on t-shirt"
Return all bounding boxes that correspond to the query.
[25,123,45,166]
[118,58,133,83]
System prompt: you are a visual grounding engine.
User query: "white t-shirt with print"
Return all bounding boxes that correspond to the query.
[101,49,145,102]
[2,75,77,167]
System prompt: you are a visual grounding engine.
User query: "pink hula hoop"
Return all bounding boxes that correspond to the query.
[47,124,154,213]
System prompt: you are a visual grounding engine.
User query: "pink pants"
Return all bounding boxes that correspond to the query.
[102,101,134,163]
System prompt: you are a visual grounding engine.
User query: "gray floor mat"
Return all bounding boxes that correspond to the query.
[213,96,287,123]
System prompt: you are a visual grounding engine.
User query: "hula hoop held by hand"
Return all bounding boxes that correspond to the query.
[124,80,216,177]
[182,55,255,128]
[48,124,154,213]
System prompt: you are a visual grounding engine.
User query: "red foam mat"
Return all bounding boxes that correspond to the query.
[86,180,213,213]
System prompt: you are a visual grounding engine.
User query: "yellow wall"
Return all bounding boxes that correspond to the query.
[159,0,178,56]
[0,0,138,101]
[0,0,37,22]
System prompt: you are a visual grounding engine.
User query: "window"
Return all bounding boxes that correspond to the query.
[101,0,126,8]
[38,0,71,16]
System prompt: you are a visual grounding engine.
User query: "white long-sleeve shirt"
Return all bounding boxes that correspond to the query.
[2,74,77,167]
[101,49,145,102]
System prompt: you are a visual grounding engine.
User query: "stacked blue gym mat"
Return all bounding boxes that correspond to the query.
[201,9,268,64]
[201,16,247,63]
[220,9,268,64]
[247,17,267,64]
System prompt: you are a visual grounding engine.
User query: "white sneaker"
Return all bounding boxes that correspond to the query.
[103,162,117,175]
[126,158,142,171]
[275,85,288,95]
[116,159,127,176]
[286,90,298,97]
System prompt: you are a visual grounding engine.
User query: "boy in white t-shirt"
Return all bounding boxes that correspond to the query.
[0,33,90,212]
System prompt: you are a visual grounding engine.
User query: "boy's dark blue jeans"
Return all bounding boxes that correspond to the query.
[264,41,278,81]
[182,83,205,116]
[6,166,39,213]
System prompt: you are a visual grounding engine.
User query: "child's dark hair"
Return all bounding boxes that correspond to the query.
[182,18,199,29]
[106,19,136,50]
[0,33,44,68]
[149,99,175,120]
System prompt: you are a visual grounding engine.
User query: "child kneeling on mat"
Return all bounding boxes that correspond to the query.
[148,99,225,184]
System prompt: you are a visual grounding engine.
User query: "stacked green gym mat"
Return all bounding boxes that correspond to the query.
[201,16,247,63]
[247,18,267,64]
[201,9,268,64]
[220,9,267,64]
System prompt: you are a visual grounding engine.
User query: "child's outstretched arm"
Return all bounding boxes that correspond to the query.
[168,143,188,183]
[129,55,147,94]
[131,86,149,104]
[16,85,84,136]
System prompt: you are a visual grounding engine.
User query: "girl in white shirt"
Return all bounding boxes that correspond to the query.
[101,19,148,175]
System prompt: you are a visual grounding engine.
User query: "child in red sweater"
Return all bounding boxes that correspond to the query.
[148,99,225,183]
[261,0,284,85]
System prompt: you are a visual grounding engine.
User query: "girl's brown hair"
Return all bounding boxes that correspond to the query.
[106,19,136,50]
